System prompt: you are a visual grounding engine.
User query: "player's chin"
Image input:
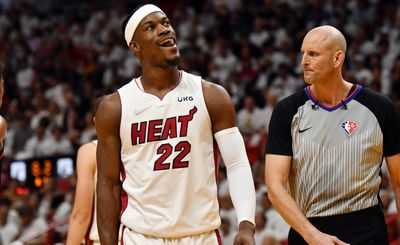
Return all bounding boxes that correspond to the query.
[166,56,180,67]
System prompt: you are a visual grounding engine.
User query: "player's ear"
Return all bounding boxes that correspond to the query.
[130,41,140,52]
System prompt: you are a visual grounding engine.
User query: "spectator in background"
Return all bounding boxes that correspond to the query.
[259,89,278,134]
[219,217,235,245]
[0,198,19,244]
[13,202,47,244]
[47,100,64,129]
[249,17,269,50]
[40,126,73,157]
[79,110,96,145]
[10,114,33,157]
[51,191,72,241]
[264,204,290,242]
[15,58,34,91]
[269,64,301,101]
[65,110,82,152]
[16,117,50,159]
[44,79,68,112]
[390,56,400,104]
[1,180,21,205]
[254,212,269,245]
[37,178,59,221]
[237,95,265,165]
[27,191,45,219]
[211,38,240,87]
[237,95,264,135]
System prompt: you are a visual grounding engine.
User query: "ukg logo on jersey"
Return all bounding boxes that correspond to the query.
[177,96,193,102]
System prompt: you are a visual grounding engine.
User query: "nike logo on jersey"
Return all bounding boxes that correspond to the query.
[298,127,312,133]
[177,96,193,102]
[135,107,150,116]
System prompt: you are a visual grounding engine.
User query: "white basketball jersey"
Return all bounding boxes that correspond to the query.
[118,70,220,238]
[88,140,99,241]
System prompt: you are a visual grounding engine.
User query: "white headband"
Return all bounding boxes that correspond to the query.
[124,4,164,46]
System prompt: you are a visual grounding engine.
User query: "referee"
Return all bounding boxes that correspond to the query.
[265,25,400,245]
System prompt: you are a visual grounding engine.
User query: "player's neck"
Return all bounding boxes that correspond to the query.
[139,68,181,100]
[140,67,180,89]
[310,80,352,107]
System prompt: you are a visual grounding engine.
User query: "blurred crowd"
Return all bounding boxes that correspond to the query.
[0,0,399,244]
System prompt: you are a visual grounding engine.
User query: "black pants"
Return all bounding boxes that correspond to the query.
[288,205,389,245]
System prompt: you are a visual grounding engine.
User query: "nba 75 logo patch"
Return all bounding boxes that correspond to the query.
[340,121,358,136]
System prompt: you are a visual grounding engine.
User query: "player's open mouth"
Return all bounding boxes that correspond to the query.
[159,38,176,47]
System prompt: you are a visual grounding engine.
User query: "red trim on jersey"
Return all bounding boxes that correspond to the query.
[119,163,128,221]
[213,141,219,187]
[120,225,126,245]
[215,229,222,245]
[84,239,93,245]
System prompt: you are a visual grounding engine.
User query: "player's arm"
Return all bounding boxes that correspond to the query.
[0,115,7,154]
[202,80,256,245]
[386,153,400,219]
[265,154,349,245]
[0,74,7,155]
[96,93,122,244]
[66,142,97,245]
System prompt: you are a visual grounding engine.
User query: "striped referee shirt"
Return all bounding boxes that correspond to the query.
[266,84,400,217]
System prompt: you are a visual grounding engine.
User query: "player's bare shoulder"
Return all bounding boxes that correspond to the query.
[201,79,235,132]
[95,92,122,131]
[78,141,97,156]
[201,80,232,107]
[98,92,120,109]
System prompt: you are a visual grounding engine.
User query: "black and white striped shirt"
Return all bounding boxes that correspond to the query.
[266,84,400,217]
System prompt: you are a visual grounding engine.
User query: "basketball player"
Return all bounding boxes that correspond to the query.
[0,65,8,158]
[66,139,98,245]
[265,25,400,244]
[66,97,115,245]
[96,4,256,245]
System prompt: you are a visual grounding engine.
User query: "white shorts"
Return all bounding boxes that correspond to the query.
[121,227,222,245]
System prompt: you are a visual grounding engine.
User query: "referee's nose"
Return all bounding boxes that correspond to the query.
[301,52,310,68]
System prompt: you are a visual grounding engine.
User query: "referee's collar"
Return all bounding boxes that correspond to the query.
[304,84,362,112]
